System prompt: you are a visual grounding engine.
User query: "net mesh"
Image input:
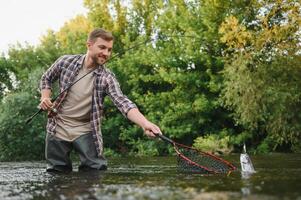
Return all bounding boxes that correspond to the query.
[176,145,235,174]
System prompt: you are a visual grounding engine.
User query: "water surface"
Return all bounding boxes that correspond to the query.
[0,154,300,200]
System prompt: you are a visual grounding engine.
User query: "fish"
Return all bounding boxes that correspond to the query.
[240,144,256,174]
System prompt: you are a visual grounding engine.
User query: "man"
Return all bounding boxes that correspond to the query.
[39,28,161,173]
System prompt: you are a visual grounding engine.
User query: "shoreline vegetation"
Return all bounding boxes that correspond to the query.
[0,0,300,161]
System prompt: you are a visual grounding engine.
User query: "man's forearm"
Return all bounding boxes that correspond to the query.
[127,108,162,137]
[127,108,149,129]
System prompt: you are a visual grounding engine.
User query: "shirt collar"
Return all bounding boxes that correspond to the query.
[80,54,105,76]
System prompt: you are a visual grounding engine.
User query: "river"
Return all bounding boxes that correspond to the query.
[0,154,300,199]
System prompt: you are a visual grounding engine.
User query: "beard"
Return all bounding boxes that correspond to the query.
[91,53,107,66]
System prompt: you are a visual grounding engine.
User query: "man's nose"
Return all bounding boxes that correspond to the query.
[102,48,110,56]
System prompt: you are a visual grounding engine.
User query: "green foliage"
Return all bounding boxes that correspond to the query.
[220,0,301,151]
[98,0,242,155]
[38,30,64,63]
[193,130,233,154]
[56,15,93,54]
[1,0,300,161]
[128,139,160,156]
[7,44,46,81]
[254,136,274,154]
[291,143,301,153]
[0,56,14,100]
[103,148,121,157]
[0,68,47,161]
[229,131,253,148]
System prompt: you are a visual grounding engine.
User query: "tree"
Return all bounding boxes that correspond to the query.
[0,68,47,161]
[219,0,301,152]
[56,15,93,54]
[0,56,14,100]
[83,0,247,155]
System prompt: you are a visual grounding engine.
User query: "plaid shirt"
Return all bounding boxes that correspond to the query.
[40,54,137,157]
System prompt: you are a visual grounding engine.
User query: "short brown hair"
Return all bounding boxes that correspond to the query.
[88,28,114,42]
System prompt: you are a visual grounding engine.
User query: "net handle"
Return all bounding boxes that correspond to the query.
[154,133,174,144]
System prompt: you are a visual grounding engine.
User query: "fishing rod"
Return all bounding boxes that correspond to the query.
[25,34,202,124]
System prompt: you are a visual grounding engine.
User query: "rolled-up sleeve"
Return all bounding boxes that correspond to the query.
[106,73,137,117]
[39,56,63,91]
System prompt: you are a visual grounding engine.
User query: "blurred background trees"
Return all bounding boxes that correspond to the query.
[0,0,300,161]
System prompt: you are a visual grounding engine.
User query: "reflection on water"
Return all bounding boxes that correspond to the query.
[0,154,300,200]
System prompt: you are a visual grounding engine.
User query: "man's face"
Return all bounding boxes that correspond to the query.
[87,37,113,65]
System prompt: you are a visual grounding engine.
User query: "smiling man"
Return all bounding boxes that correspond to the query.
[39,28,161,173]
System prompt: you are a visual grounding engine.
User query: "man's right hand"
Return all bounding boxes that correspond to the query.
[39,98,53,111]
